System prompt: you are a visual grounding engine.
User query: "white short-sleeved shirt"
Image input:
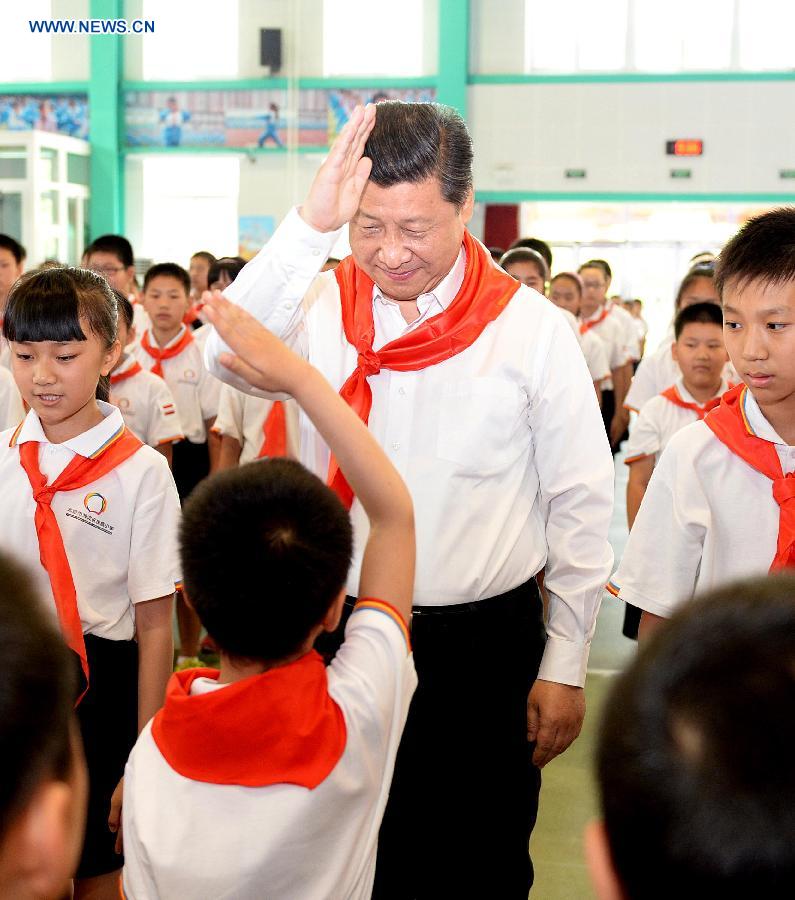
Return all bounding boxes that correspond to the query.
[610,301,642,362]
[609,388,794,617]
[110,354,184,448]
[204,209,614,687]
[132,326,221,444]
[558,308,610,384]
[213,384,300,466]
[580,306,629,390]
[123,601,417,900]
[0,402,182,640]
[0,364,23,430]
[132,299,151,337]
[624,376,730,465]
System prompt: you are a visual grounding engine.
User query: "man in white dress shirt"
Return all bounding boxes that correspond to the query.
[205,102,613,898]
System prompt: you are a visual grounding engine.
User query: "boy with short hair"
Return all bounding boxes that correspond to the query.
[109,292,183,466]
[85,233,150,333]
[122,294,416,900]
[588,575,795,900]
[608,207,795,635]
[624,302,729,529]
[133,262,221,665]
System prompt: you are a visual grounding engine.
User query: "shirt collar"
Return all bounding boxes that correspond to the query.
[676,375,730,406]
[583,304,608,324]
[372,246,466,312]
[15,401,125,457]
[742,387,787,445]
[148,324,188,350]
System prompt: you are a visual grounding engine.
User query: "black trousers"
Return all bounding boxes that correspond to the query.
[317,579,546,899]
[172,438,210,500]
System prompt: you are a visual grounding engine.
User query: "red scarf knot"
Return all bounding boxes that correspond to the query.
[357,347,381,377]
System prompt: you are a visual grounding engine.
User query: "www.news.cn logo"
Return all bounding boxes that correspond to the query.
[29,19,154,35]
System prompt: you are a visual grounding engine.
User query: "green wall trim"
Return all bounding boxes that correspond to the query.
[123,78,290,92]
[469,71,795,86]
[123,77,436,94]
[89,0,123,237]
[0,82,89,94]
[475,191,795,203]
[437,0,468,114]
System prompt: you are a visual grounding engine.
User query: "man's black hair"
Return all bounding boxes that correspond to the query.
[85,234,134,269]
[673,300,723,339]
[0,233,26,264]
[143,262,190,294]
[0,552,76,843]
[180,459,354,663]
[508,237,553,271]
[597,575,795,899]
[365,101,473,209]
[715,207,795,296]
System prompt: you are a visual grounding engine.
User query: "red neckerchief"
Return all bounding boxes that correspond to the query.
[579,305,610,335]
[661,384,723,420]
[110,360,143,385]
[183,302,204,327]
[140,328,194,378]
[257,401,287,459]
[151,650,347,788]
[330,230,520,507]
[15,423,143,701]
[704,383,795,570]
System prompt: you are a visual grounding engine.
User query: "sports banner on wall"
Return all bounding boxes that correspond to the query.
[0,94,89,139]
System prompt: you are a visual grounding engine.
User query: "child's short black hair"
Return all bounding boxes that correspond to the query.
[673,301,723,339]
[675,263,716,311]
[3,267,119,401]
[143,262,190,294]
[180,459,354,663]
[715,207,795,297]
[207,256,245,289]
[580,258,612,281]
[190,250,216,265]
[85,234,134,268]
[499,247,549,280]
[508,237,553,271]
[0,552,76,843]
[597,575,795,899]
[0,233,26,264]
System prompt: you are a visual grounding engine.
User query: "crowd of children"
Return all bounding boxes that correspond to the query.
[1,118,794,896]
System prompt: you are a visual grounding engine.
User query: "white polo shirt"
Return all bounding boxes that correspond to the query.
[132,326,221,444]
[558,308,611,385]
[624,376,730,465]
[580,306,629,391]
[0,364,23,430]
[213,384,300,466]
[0,402,182,640]
[205,209,614,687]
[110,354,184,448]
[123,602,417,900]
[610,301,641,362]
[609,388,794,617]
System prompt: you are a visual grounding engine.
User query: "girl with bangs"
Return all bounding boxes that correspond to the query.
[0,266,181,899]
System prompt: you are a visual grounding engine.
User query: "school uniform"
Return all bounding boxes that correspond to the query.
[0,402,181,878]
[123,599,416,900]
[558,308,611,386]
[624,376,730,465]
[624,339,680,413]
[213,384,299,465]
[610,300,641,362]
[609,385,794,618]
[133,325,220,497]
[0,363,23,429]
[132,297,151,336]
[580,304,629,438]
[110,353,184,448]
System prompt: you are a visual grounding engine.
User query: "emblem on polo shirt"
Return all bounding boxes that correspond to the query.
[84,492,107,515]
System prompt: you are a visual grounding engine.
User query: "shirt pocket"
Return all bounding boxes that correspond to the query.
[436,376,530,476]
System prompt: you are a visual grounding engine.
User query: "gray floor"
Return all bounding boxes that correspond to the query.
[530,448,635,898]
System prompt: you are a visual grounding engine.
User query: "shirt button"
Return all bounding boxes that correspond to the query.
[392,442,400,451]
[311,248,321,256]
[398,387,406,396]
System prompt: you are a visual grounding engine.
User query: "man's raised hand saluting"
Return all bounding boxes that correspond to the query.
[300,103,376,234]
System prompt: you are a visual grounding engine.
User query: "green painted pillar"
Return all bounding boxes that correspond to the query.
[436,0,469,118]
[89,0,123,236]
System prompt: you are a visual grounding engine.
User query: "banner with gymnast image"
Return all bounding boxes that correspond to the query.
[124,90,288,149]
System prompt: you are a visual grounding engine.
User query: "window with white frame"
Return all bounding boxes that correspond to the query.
[142,0,238,80]
[323,0,424,77]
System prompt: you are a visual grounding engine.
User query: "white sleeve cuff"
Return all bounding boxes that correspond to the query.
[536,635,590,688]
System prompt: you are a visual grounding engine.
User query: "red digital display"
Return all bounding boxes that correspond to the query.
[666,139,704,157]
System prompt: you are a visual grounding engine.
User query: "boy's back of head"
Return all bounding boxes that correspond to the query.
[179,458,353,663]
[594,575,795,899]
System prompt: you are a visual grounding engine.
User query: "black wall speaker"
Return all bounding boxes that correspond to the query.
[260,29,282,72]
